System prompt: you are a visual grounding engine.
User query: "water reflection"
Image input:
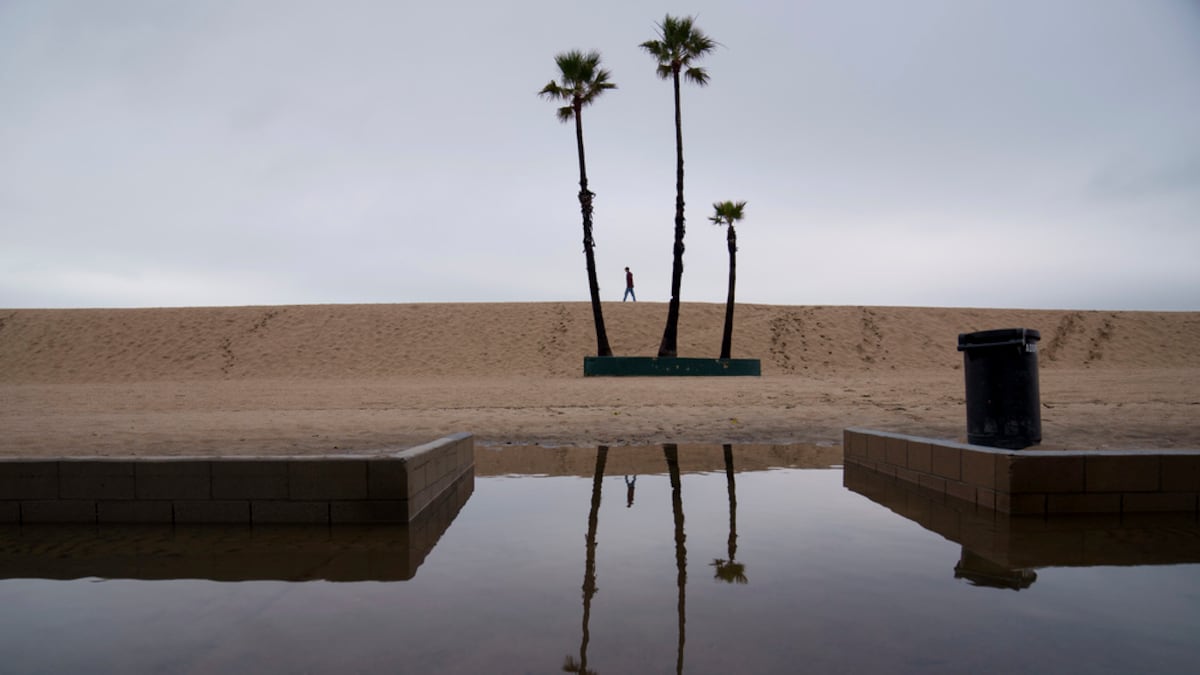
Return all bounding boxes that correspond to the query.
[0,472,473,582]
[565,443,763,674]
[711,444,747,585]
[563,446,607,675]
[844,462,1200,589]
[665,444,687,675]
[4,446,1198,673]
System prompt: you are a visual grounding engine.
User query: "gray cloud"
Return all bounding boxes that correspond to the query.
[1,0,1197,310]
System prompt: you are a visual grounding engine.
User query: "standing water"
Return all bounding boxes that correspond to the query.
[2,443,1198,674]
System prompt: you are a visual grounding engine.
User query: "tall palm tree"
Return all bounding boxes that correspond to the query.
[540,51,616,357]
[641,15,717,358]
[709,200,747,359]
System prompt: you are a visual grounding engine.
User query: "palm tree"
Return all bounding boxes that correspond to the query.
[709,200,747,359]
[710,444,748,584]
[664,444,687,674]
[641,15,717,358]
[540,51,616,357]
[563,445,607,675]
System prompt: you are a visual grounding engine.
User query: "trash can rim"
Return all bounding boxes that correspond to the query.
[957,327,1040,351]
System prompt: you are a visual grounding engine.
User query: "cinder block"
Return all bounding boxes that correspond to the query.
[961,450,998,490]
[136,461,211,500]
[843,430,867,458]
[976,487,997,511]
[907,442,932,473]
[1122,493,1198,514]
[930,444,961,480]
[0,461,60,499]
[885,437,907,467]
[866,434,887,461]
[895,467,921,486]
[98,500,173,523]
[996,492,1045,516]
[60,461,135,499]
[368,459,410,499]
[918,473,947,494]
[1010,455,1085,494]
[288,460,367,500]
[1161,455,1200,492]
[21,500,96,523]
[252,501,329,524]
[331,500,411,524]
[946,480,976,505]
[175,500,251,524]
[212,461,289,499]
[410,463,429,495]
[1087,455,1159,492]
[1046,493,1121,515]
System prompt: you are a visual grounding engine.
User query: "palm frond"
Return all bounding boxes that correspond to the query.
[642,14,716,80]
[556,105,575,122]
[710,200,747,226]
[684,66,710,86]
[541,49,616,117]
[539,81,565,99]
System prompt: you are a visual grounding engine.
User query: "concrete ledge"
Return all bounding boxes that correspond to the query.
[0,471,475,582]
[844,428,1200,516]
[0,433,474,524]
[844,462,1200,573]
[584,356,761,376]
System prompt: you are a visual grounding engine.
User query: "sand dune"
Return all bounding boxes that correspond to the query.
[2,302,1197,455]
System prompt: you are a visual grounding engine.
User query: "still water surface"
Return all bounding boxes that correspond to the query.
[2,445,1199,674]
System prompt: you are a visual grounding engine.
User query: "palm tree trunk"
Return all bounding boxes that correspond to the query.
[576,445,607,674]
[719,225,737,359]
[664,444,686,674]
[575,106,613,357]
[723,444,737,562]
[658,69,686,358]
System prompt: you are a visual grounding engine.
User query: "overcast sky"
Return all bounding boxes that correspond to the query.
[2,0,1198,310]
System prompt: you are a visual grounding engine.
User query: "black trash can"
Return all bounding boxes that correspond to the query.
[956,328,1041,449]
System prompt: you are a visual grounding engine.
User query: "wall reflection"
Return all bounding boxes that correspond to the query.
[844,463,1200,590]
[0,471,474,582]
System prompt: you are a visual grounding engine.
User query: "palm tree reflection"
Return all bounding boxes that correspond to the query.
[664,444,687,675]
[563,445,607,675]
[711,444,748,584]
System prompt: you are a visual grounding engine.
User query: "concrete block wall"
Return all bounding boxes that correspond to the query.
[0,433,474,525]
[844,428,1200,516]
[0,471,476,582]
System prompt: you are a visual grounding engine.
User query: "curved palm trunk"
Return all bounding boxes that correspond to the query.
[723,444,737,561]
[719,224,737,359]
[575,106,613,358]
[573,445,607,674]
[658,69,686,358]
[664,444,686,674]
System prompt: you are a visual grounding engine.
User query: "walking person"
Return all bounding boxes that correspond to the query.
[623,267,636,302]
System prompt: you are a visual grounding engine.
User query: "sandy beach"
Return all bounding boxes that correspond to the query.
[2,302,1198,456]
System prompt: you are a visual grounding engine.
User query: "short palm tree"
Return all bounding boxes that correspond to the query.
[540,51,616,357]
[710,444,748,584]
[709,200,746,359]
[641,15,716,358]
